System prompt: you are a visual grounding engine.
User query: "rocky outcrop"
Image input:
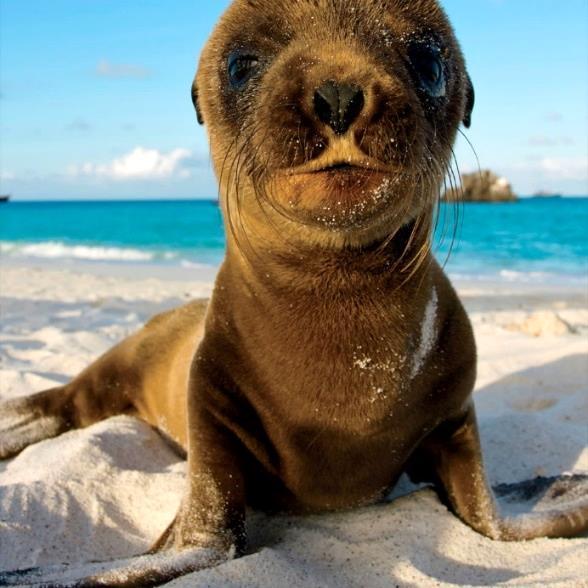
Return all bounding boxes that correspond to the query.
[444,170,517,202]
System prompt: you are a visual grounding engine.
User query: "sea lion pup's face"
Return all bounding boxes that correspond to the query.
[195,0,474,251]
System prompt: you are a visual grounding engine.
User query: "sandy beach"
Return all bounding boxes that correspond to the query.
[1,261,587,587]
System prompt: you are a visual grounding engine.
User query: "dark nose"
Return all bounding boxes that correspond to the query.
[313,81,365,135]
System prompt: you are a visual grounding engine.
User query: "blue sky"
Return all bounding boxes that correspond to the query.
[1,0,586,200]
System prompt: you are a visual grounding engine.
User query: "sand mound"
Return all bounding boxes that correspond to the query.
[506,311,576,337]
[0,417,184,571]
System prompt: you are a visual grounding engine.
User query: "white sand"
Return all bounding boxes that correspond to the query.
[1,263,587,587]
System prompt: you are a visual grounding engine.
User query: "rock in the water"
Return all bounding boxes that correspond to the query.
[445,170,517,202]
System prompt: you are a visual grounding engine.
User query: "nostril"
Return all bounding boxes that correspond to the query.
[314,81,365,136]
[314,82,339,127]
[340,86,365,131]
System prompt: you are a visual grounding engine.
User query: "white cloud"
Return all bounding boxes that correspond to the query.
[96,60,152,79]
[536,157,588,181]
[528,135,573,147]
[69,147,195,181]
[0,171,15,181]
[510,156,588,182]
[545,112,564,123]
[65,118,92,132]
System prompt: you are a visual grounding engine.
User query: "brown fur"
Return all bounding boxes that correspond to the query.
[1,1,586,586]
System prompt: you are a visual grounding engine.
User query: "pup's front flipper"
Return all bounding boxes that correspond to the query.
[0,545,234,588]
[494,473,588,505]
[412,403,588,540]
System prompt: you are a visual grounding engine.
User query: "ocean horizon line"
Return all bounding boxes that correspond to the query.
[3,195,588,204]
[1,197,220,204]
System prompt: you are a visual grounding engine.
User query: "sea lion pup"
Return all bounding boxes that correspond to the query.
[1,0,587,586]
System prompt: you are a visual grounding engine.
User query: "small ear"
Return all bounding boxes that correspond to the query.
[191,81,204,125]
[463,73,475,129]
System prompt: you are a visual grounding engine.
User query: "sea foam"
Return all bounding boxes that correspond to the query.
[0,241,156,262]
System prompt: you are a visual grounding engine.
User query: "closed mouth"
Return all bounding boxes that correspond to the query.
[319,163,357,171]
[287,160,390,175]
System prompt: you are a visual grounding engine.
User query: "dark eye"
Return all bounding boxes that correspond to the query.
[408,44,446,98]
[227,52,260,89]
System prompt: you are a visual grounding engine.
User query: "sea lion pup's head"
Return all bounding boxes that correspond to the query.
[195,0,474,255]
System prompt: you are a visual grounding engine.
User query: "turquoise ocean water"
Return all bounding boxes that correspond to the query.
[1,198,587,284]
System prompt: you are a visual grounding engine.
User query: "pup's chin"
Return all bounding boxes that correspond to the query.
[267,169,400,231]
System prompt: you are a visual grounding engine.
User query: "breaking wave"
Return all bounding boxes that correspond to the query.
[0,241,159,262]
